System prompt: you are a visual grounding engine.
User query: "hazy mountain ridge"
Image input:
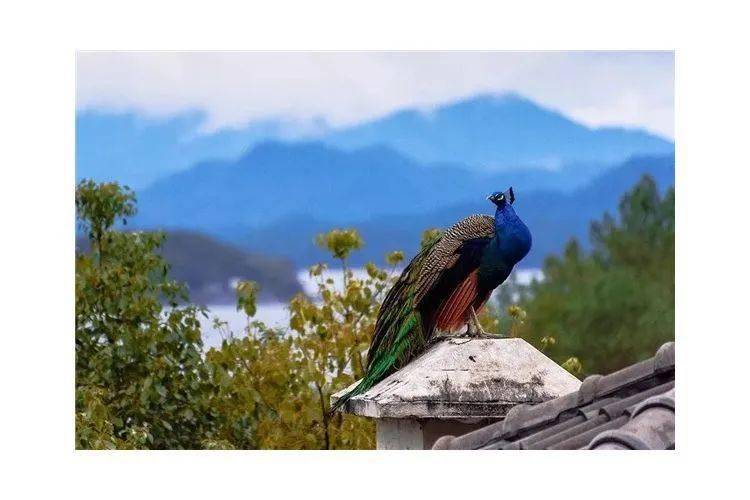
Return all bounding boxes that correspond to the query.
[134,141,478,229]
[217,156,674,268]
[79,92,674,274]
[321,93,673,169]
[133,140,647,233]
[76,92,673,189]
[75,111,287,189]
[233,154,675,268]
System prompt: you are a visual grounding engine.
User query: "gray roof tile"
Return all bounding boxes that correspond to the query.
[432,342,675,450]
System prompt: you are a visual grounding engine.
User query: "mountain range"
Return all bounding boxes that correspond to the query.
[135,141,610,231]
[231,154,675,268]
[321,93,673,170]
[77,93,673,189]
[78,91,675,279]
[76,111,286,190]
[130,141,673,268]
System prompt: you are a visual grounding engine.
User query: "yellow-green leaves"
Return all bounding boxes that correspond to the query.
[235,280,259,318]
[315,228,363,260]
[506,305,527,338]
[561,357,583,375]
[385,250,404,266]
[75,179,137,258]
[540,335,556,351]
[196,228,395,449]
[76,185,387,449]
[79,182,519,450]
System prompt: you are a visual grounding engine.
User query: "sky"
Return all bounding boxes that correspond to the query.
[77,51,674,139]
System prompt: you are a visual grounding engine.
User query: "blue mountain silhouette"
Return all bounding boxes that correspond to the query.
[131,136,674,267]
[321,93,673,170]
[76,93,673,189]
[233,154,675,268]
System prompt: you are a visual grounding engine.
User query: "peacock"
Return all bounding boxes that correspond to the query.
[330,188,532,414]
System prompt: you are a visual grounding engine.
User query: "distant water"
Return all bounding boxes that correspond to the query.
[199,267,543,349]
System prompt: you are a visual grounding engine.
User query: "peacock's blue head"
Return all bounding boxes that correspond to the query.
[487,187,515,209]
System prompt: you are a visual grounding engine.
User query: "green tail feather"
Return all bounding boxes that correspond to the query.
[328,378,368,416]
[329,239,440,416]
[329,310,424,416]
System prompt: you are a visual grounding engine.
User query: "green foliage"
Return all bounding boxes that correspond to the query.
[203,326,306,449]
[315,228,363,260]
[560,357,583,375]
[235,280,259,317]
[76,182,390,449]
[203,229,398,449]
[386,250,405,266]
[510,175,675,375]
[75,179,136,243]
[75,180,214,449]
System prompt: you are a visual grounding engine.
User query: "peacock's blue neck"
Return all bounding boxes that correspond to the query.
[477,204,532,290]
[492,204,532,266]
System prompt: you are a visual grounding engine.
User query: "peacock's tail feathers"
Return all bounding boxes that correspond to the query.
[328,308,425,416]
[328,243,440,416]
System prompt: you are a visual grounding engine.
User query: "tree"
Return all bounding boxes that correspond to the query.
[509,175,674,375]
[75,180,215,449]
[75,180,402,449]
[205,229,408,449]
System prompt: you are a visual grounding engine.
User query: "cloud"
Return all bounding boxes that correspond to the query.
[76,51,674,138]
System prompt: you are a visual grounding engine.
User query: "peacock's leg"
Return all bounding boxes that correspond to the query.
[467,306,484,336]
[466,306,506,339]
[466,307,491,338]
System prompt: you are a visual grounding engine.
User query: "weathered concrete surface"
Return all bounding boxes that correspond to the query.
[376,419,424,450]
[376,418,494,449]
[332,337,581,419]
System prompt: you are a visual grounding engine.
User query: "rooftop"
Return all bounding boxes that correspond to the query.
[432,341,675,450]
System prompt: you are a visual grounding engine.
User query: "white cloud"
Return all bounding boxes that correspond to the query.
[76,51,674,138]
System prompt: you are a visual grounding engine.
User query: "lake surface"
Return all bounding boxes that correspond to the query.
[199,267,543,349]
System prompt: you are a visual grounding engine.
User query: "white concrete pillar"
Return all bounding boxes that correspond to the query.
[332,337,582,450]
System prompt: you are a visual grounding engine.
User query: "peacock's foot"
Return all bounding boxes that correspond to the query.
[467,330,506,339]
[463,306,506,339]
[464,322,504,339]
